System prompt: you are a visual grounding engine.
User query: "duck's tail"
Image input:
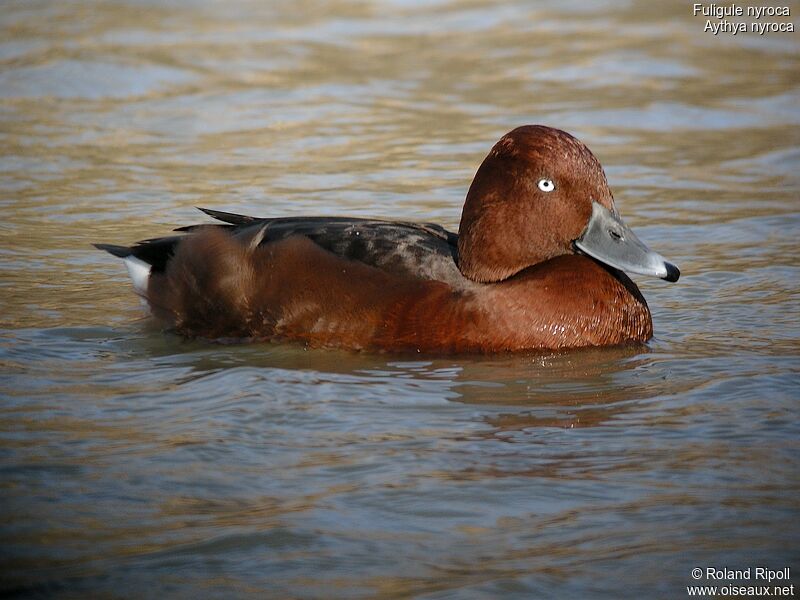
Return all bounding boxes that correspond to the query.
[93,243,153,297]
[93,243,131,258]
[94,207,255,299]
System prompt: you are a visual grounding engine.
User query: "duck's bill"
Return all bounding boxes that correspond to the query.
[573,202,680,282]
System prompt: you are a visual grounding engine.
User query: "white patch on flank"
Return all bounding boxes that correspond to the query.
[123,256,151,296]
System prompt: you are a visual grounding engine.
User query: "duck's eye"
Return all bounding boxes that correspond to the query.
[537,179,555,192]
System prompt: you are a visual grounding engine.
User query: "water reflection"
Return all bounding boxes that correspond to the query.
[2,0,799,596]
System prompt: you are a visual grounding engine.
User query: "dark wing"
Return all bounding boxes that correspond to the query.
[224,212,463,285]
[98,208,464,285]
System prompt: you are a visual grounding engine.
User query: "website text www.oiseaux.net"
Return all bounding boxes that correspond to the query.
[687,567,794,597]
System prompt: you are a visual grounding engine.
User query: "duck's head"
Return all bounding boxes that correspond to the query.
[457,125,680,284]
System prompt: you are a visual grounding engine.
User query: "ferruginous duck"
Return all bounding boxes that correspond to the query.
[96,125,679,352]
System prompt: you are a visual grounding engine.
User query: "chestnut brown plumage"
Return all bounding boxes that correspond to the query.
[96,125,677,353]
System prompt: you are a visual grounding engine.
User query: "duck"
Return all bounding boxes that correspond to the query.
[95,125,679,353]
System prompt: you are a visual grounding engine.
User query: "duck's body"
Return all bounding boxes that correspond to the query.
[96,125,678,353]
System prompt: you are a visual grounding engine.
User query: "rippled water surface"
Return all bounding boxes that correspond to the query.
[2,1,799,597]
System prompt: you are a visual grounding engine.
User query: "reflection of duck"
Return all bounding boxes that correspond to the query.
[96,125,679,353]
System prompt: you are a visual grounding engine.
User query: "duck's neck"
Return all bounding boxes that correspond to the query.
[457,208,558,283]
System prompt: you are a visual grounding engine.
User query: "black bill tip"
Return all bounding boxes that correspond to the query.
[662,262,680,283]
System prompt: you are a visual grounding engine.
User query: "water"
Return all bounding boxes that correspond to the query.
[1,0,799,597]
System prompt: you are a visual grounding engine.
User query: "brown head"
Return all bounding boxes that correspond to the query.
[458,125,615,282]
[457,125,679,284]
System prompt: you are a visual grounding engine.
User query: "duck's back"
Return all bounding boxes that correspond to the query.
[103,210,478,346]
[123,209,466,288]
[242,216,464,287]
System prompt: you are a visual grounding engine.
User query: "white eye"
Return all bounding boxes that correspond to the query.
[537,179,555,192]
